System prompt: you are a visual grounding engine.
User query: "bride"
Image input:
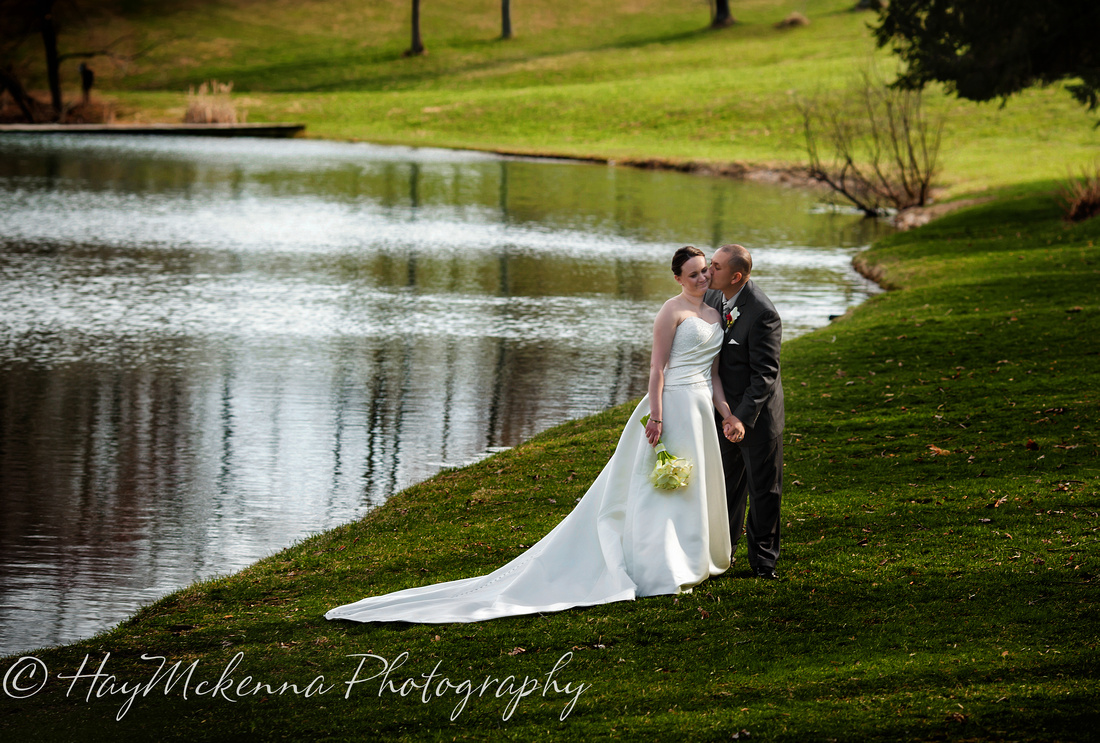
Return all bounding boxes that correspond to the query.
[326,246,737,624]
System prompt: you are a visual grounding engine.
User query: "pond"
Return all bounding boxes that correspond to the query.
[0,134,888,656]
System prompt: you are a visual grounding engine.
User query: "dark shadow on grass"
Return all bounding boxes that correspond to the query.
[142,25,724,94]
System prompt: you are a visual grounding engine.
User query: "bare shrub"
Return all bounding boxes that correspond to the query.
[799,71,943,217]
[184,80,243,124]
[1059,166,1100,222]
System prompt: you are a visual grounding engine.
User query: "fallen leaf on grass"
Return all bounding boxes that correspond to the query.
[1026,439,1040,451]
[508,647,525,656]
[928,444,952,456]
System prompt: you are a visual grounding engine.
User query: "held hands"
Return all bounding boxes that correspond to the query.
[722,415,746,443]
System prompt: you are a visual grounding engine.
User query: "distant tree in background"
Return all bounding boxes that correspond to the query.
[406,0,425,56]
[711,0,736,28]
[0,1,37,119]
[0,0,64,119]
[873,0,1100,120]
[1,0,136,122]
[501,0,512,40]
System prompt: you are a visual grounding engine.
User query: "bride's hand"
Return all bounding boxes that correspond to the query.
[723,415,746,443]
[644,419,662,447]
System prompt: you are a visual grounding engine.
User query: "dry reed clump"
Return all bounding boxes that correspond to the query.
[1060,166,1100,222]
[775,12,810,28]
[63,100,116,124]
[184,80,245,124]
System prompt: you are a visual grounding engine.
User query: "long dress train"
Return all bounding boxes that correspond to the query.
[325,316,730,623]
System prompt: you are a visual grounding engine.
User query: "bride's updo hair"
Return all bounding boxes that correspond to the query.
[671,246,705,276]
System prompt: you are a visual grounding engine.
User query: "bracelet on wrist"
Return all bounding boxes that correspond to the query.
[651,419,662,424]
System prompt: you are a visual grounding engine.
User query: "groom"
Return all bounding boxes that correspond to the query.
[705,244,785,579]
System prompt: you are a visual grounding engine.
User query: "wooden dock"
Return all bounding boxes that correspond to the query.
[0,122,306,138]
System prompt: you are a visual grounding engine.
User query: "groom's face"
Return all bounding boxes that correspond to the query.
[708,251,741,294]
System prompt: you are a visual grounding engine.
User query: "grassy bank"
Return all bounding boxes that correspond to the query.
[2,183,1096,741]
[19,0,1098,195]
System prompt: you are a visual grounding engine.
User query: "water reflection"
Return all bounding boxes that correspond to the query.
[0,135,888,655]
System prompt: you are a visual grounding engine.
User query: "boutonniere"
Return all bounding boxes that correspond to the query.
[724,306,740,329]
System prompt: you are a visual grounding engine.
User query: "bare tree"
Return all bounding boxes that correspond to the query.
[1,0,145,121]
[501,0,512,40]
[0,0,63,118]
[36,0,63,116]
[799,72,943,217]
[406,0,425,56]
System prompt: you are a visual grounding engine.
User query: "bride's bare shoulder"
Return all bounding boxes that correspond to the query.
[652,299,685,335]
[657,297,691,323]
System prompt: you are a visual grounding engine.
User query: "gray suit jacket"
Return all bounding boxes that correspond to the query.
[705,281,784,441]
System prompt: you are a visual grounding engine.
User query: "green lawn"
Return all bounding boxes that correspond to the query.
[20,0,1099,196]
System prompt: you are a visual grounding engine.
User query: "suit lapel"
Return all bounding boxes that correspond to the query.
[734,280,754,311]
[726,281,753,334]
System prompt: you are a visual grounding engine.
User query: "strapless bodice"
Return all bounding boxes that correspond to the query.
[664,316,722,388]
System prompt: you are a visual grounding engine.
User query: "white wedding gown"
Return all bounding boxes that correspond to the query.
[325,317,731,623]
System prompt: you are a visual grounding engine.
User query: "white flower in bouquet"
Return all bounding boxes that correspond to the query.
[640,414,694,491]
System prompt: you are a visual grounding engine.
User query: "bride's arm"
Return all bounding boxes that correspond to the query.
[711,356,735,439]
[645,304,676,447]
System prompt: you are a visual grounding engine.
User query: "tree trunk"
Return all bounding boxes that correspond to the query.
[407,0,425,56]
[37,0,62,119]
[712,0,735,28]
[501,0,512,40]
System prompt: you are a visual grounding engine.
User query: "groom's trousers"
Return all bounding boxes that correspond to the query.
[716,423,783,571]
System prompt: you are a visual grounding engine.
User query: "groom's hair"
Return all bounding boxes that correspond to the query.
[718,244,752,277]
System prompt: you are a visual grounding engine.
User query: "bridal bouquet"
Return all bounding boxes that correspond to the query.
[640,414,694,490]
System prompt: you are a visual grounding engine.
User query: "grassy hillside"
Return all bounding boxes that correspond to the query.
[19,0,1099,195]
